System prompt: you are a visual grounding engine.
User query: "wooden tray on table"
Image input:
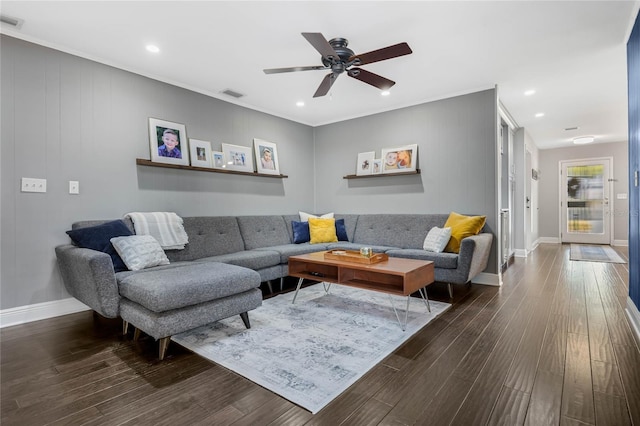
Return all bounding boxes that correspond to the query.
[324,249,389,264]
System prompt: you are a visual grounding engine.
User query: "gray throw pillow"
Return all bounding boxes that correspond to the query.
[423,226,452,253]
[110,235,170,271]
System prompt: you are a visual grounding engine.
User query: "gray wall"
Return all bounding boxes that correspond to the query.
[313,89,498,273]
[538,141,629,242]
[1,36,315,309]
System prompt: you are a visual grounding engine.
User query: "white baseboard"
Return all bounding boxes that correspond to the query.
[472,272,501,286]
[514,249,528,258]
[613,240,629,247]
[0,298,90,328]
[626,297,640,350]
[538,237,560,244]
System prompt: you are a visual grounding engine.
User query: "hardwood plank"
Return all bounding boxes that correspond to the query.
[486,386,530,426]
[537,313,569,375]
[591,360,625,396]
[524,370,564,426]
[339,398,393,426]
[593,391,632,426]
[612,343,640,425]
[561,332,595,424]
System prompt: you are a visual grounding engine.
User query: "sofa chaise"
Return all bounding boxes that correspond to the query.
[56,213,493,359]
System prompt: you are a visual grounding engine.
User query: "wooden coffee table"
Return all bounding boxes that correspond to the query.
[288,251,435,330]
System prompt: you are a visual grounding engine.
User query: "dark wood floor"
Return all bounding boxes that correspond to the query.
[2,243,639,425]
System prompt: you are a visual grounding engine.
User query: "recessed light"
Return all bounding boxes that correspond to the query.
[381,90,390,96]
[524,89,536,96]
[573,136,595,144]
[296,101,305,107]
[535,112,545,118]
[146,45,160,53]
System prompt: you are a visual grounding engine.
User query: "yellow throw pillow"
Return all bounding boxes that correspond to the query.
[308,217,338,244]
[443,212,486,253]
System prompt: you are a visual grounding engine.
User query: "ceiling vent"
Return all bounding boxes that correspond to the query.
[0,14,24,29]
[564,126,579,131]
[221,89,245,99]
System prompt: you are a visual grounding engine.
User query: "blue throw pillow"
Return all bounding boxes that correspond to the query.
[335,218,349,241]
[66,220,133,272]
[292,220,310,244]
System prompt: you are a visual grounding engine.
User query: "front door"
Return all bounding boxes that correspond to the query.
[560,158,612,244]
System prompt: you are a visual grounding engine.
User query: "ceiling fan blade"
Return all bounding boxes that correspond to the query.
[349,42,412,66]
[313,72,340,98]
[348,68,395,90]
[263,65,327,74]
[302,32,339,61]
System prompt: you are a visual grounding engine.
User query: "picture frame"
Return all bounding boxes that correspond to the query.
[356,151,375,176]
[212,151,225,169]
[221,143,254,172]
[253,138,280,175]
[148,118,189,166]
[372,159,383,175]
[189,139,212,168]
[381,144,418,174]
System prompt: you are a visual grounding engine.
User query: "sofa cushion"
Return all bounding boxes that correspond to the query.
[66,220,133,272]
[443,212,486,253]
[386,249,458,269]
[352,214,449,249]
[291,221,311,244]
[165,217,246,262]
[254,243,331,264]
[309,218,338,244]
[326,242,398,253]
[110,235,170,271]
[117,262,260,312]
[423,226,452,253]
[237,216,291,249]
[198,249,281,271]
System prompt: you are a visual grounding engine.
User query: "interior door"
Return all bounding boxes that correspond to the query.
[560,158,611,244]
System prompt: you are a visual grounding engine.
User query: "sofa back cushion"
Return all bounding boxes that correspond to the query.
[282,214,359,243]
[353,214,450,249]
[237,216,291,249]
[165,217,245,262]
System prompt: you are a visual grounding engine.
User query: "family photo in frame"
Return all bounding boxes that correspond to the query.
[381,144,418,174]
[253,138,280,175]
[148,118,189,166]
[222,143,254,172]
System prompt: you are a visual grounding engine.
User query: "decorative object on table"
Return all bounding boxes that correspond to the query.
[356,151,375,176]
[372,158,383,174]
[381,143,418,174]
[570,244,626,263]
[189,139,212,168]
[324,249,388,264]
[172,283,450,414]
[221,143,254,172]
[211,151,225,169]
[148,118,189,166]
[253,138,280,175]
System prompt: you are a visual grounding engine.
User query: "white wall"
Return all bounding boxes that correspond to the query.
[538,141,628,243]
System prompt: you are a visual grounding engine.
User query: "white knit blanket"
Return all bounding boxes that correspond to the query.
[124,212,188,250]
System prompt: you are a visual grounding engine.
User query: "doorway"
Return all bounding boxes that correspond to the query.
[560,158,612,244]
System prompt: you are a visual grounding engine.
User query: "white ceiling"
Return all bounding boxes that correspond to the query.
[1,1,638,150]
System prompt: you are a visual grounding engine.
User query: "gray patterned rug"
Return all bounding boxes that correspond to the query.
[172,283,451,413]
[570,244,626,263]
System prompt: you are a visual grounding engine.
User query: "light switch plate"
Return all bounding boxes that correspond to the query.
[69,181,79,194]
[617,193,627,200]
[21,177,47,193]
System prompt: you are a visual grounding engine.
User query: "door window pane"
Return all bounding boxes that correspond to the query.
[567,164,604,234]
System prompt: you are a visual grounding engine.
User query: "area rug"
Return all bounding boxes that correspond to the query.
[172,283,451,413]
[570,244,626,263]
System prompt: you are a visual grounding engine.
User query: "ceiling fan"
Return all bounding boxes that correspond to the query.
[263,33,412,98]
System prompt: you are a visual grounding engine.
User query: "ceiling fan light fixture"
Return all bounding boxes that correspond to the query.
[524,89,536,96]
[296,101,305,107]
[573,136,595,145]
[145,44,160,53]
[535,112,545,118]
[381,90,390,96]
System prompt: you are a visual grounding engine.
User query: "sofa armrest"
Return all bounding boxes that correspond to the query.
[464,233,493,282]
[55,244,120,318]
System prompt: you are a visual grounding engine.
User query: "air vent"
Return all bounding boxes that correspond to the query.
[564,126,579,131]
[0,14,23,28]
[221,89,245,99]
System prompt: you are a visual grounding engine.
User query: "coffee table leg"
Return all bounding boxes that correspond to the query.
[418,287,431,312]
[292,277,304,304]
[322,282,332,294]
[387,294,412,331]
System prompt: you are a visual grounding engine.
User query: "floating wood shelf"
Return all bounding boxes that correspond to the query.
[136,158,288,178]
[343,169,421,179]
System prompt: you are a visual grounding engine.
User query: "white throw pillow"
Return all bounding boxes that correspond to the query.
[299,211,334,222]
[110,235,170,271]
[423,226,452,253]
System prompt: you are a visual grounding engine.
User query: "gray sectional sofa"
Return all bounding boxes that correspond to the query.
[56,213,493,359]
